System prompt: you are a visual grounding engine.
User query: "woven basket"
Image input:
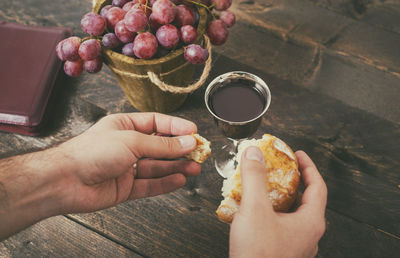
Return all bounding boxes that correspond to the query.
[93,0,211,113]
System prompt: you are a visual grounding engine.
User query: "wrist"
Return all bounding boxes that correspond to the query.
[2,147,73,218]
[0,147,76,239]
[35,145,78,217]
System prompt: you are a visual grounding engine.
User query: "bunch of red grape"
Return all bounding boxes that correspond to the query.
[56,0,236,77]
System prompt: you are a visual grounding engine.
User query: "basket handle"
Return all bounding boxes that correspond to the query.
[147,35,212,94]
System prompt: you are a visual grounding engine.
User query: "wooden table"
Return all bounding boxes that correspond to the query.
[1,0,400,257]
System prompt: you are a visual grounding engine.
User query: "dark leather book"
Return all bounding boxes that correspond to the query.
[0,21,71,136]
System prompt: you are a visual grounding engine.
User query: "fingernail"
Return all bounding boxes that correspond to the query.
[179,135,196,149]
[245,146,265,163]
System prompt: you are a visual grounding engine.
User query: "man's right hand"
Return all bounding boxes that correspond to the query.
[229,147,327,258]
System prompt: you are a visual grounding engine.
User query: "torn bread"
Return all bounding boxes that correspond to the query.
[185,134,211,163]
[216,134,300,223]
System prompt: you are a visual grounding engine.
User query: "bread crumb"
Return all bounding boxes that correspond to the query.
[185,134,211,163]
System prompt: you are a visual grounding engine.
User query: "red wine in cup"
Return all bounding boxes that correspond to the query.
[209,80,266,122]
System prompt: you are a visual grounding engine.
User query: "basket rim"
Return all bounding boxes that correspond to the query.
[93,0,208,66]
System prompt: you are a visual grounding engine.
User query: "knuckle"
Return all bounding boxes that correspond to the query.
[160,136,178,152]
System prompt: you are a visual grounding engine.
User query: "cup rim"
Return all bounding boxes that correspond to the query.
[204,71,272,125]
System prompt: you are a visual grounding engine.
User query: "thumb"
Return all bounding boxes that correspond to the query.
[118,131,197,159]
[239,146,273,212]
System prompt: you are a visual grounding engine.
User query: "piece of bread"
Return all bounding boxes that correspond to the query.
[185,134,211,163]
[216,134,300,223]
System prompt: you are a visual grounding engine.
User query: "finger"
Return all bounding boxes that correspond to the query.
[287,191,303,212]
[129,174,186,199]
[239,146,273,212]
[295,151,328,217]
[120,131,197,159]
[136,159,201,179]
[91,112,197,135]
[311,246,319,258]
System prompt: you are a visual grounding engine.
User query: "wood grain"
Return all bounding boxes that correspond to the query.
[0,216,141,257]
[1,0,400,257]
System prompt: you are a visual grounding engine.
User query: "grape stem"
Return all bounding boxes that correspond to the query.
[184,0,214,12]
[81,36,103,43]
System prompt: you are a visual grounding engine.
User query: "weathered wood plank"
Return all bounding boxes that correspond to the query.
[65,55,400,257]
[0,215,141,257]
[1,0,400,257]
[318,209,400,258]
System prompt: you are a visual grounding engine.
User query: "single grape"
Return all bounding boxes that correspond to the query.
[152,0,176,25]
[115,20,136,43]
[78,39,101,61]
[61,36,81,61]
[105,7,127,30]
[219,10,235,28]
[122,42,136,57]
[56,39,66,61]
[84,57,103,73]
[175,5,195,27]
[122,1,136,11]
[156,24,180,49]
[133,32,158,59]
[184,44,208,65]
[180,25,197,44]
[81,12,106,36]
[149,14,162,30]
[102,33,122,49]
[210,0,232,11]
[112,0,130,8]
[124,9,148,33]
[100,5,113,18]
[207,19,228,45]
[64,59,83,77]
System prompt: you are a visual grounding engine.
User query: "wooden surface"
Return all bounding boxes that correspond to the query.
[1,0,400,257]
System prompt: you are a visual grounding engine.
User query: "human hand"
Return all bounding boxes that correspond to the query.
[229,147,327,258]
[55,112,201,214]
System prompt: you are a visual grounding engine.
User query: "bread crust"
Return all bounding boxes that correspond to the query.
[216,134,300,223]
